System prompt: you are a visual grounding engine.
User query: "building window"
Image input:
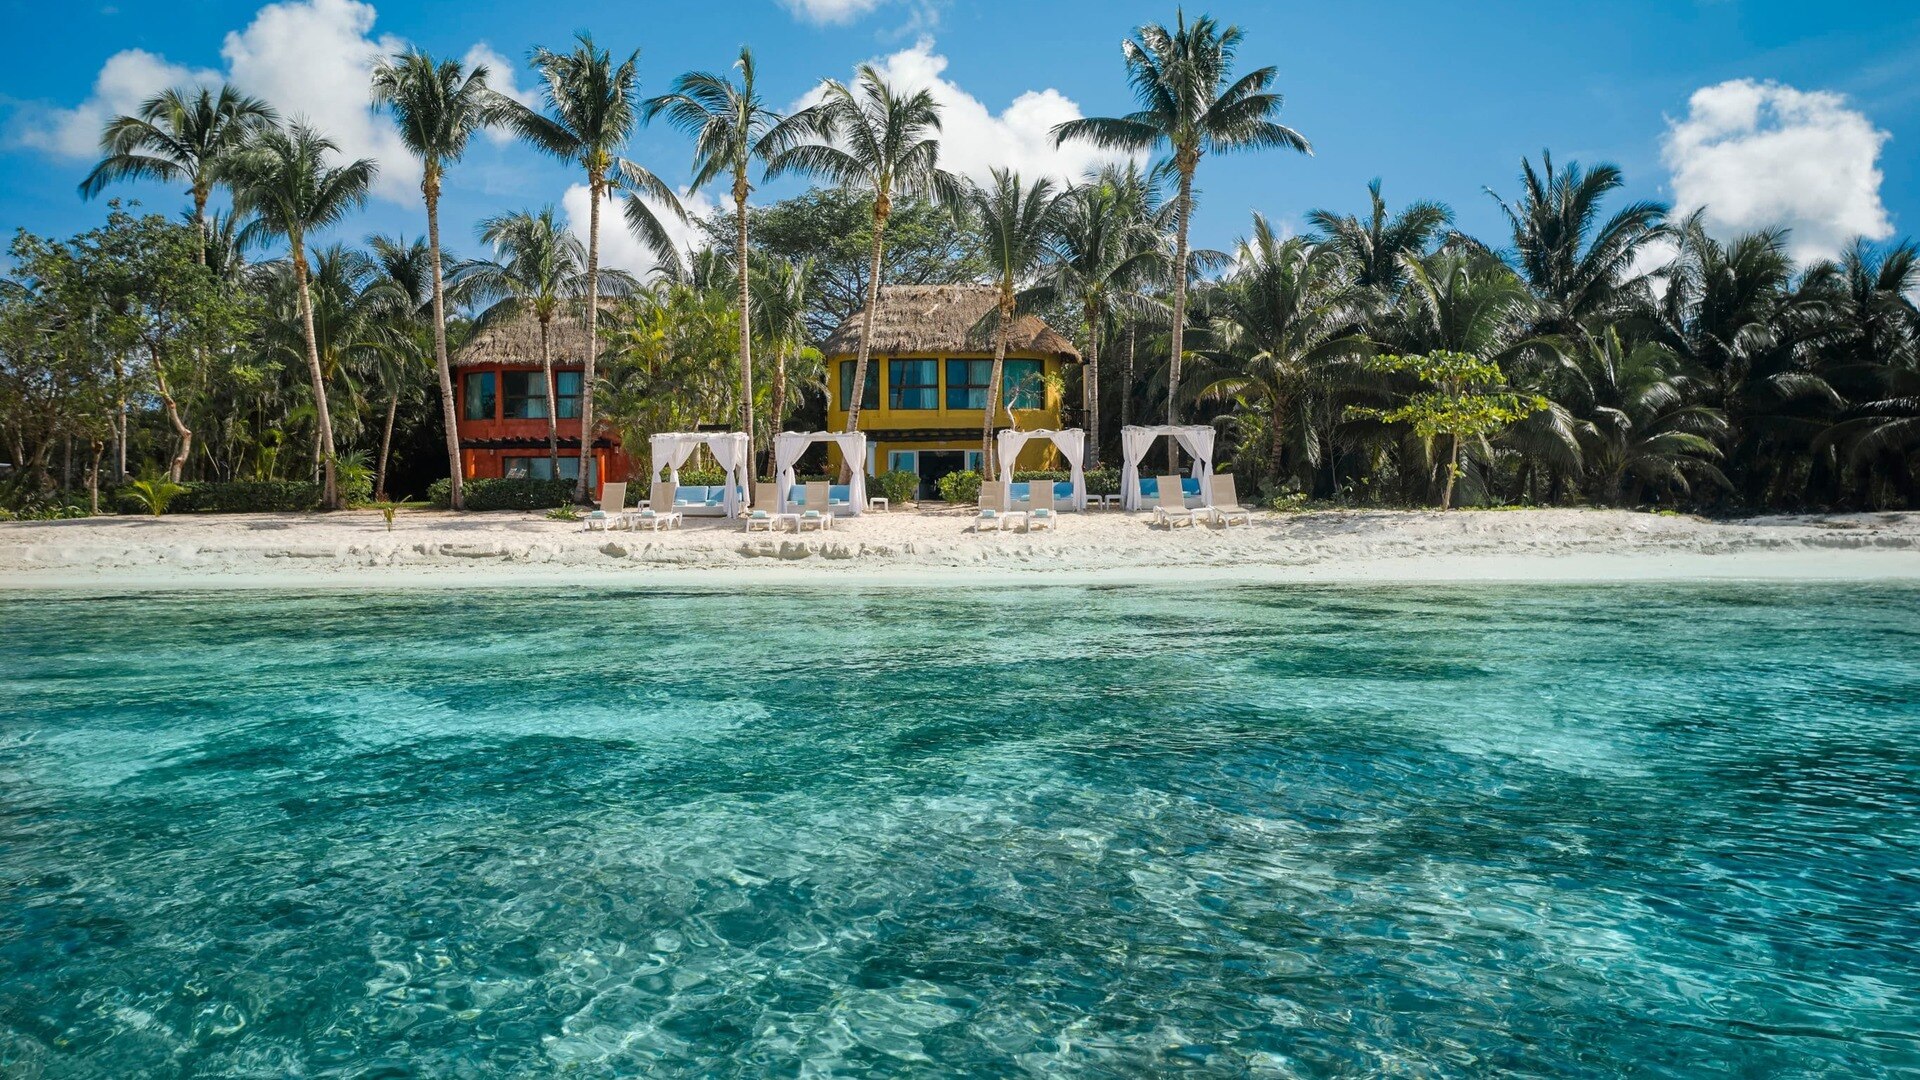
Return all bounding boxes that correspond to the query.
[838,360,880,411]
[463,372,496,420]
[965,451,984,473]
[945,359,992,411]
[555,371,582,419]
[888,359,938,410]
[503,456,583,480]
[1004,360,1044,409]
[887,450,917,473]
[503,371,550,419]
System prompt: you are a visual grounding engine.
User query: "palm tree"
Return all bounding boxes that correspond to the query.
[1567,326,1727,505]
[226,120,377,510]
[750,256,815,465]
[456,208,625,476]
[1196,218,1367,490]
[1054,12,1309,457]
[1307,179,1451,293]
[1048,164,1167,467]
[80,85,277,263]
[1488,152,1667,335]
[362,235,436,500]
[371,48,505,511]
[645,46,783,466]
[496,33,686,501]
[764,65,962,441]
[962,168,1066,471]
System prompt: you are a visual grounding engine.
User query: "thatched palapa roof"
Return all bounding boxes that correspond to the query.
[822,285,1081,362]
[452,307,603,367]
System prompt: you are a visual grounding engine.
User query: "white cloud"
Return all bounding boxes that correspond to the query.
[218,0,414,199]
[12,50,220,158]
[1662,79,1893,263]
[10,0,536,205]
[562,184,717,279]
[780,0,888,24]
[793,38,1141,188]
[464,42,536,146]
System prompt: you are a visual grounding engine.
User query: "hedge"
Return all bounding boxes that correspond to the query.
[935,469,983,504]
[869,469,919,505]
[428,477,575,511]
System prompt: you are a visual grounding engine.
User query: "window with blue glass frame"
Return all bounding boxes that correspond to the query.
[1004,359,1044,409]
[838,360,879,411]
[463,372,496,420]
[888,359,938,409]
[945,359,991,410]
[555,371,582,419]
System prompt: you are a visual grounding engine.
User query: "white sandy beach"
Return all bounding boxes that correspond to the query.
[1,505,1916,590]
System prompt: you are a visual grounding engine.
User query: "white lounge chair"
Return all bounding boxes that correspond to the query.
[629,482,683,531]
[1026,480,1058,531]
[975,484,1008,532]
[1205,474,1254,527]
[798,481,832,531]
[1153,474,1199,528]
[581,481,627,531]
[744,481,780,532]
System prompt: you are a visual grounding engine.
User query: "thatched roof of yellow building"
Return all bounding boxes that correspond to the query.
[822,284,1081,362]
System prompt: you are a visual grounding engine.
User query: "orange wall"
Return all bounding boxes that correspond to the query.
[454,363,629,496]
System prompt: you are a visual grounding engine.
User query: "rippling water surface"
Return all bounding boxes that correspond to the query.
[2,582,1918,1076]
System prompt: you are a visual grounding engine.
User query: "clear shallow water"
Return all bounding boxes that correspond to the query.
[2,583,1918,1077]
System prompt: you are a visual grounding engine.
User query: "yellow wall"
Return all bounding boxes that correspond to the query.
[821,351,1073,476]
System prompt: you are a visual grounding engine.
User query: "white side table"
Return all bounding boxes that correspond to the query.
[774,512,802,532]
[868,497,889,512]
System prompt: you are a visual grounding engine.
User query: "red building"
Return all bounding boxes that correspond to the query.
[450,309,631,496]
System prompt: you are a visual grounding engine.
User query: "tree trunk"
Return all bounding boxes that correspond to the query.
[982,292,1012,476]
[1083,303,1101,469]
[1269,398,1288,488]
[1122,322,1136,428]
[576,172,604,503]
[294,240,341,509]
[87,440,102,514]
[152,358,193,483]
[1440,433,1460,510]
[540,318,560,476]
[193,186,208,267]
[842,199,889,482]
[1167,158,1196,473]
[424,169,464,510]
[375,391,398,502]
[735,187,755,469]
[768,349,787,479]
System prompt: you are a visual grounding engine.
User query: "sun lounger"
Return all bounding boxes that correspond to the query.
[1027,479,1057,531]
[976,484,1009,531]
[1205,473,1254,527]
[797,481,833,531]
[581,481,627,531]
[745,481,780,531]
[628,482,683,531]
[1153,474,1199,528]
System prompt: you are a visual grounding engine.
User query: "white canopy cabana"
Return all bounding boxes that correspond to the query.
[649,431,751,517]
[1119,425,1215,511]
[996,428,1087,511]
[773,431,868,514]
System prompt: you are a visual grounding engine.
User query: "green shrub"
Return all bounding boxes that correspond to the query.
[127,476,189,516]
[1011,469,1069,483]
[677,467,726,487]
[870,469,919,504]
[428,477,575,511]
[1085,467,1120,495]
[936,469,982,504]
[183,480,323,513]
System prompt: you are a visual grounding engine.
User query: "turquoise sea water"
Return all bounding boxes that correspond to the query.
[2,583,1918,1076]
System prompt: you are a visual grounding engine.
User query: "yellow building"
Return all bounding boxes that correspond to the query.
[823,284,1082,497]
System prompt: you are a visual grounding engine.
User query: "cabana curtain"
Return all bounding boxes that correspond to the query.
[773,431,869,515]
[648,432,751,518]
[995,428,1087,510]
[1118,425,1215,510]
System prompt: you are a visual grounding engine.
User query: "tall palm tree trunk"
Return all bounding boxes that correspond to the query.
[768,352,787,477]
[735,190,754,466]
[1122,322,1136,429]
[842,202,889,480]
[293,243,341,509]
[576,175,604,503]
[87,440,103,514]
[424,171,465,510]
[981,293,1012,476]
[1167,161,1195,472]
[539,318,560,474]
[192,186,208,267]
[375,392,399,501]
[1083,307,1102,469]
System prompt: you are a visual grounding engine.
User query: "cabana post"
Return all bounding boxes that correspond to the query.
[1119,425,1215,511]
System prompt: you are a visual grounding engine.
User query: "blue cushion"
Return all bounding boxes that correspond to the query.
[704,489,725,506]
[788,485,806,505]
[1140,478,1158,498]
[1182,478,1201,496]
[1009,482,1030,499]
[1054,481,1072,499]
[828,484,850,504]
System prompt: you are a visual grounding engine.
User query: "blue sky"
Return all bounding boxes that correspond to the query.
[3,0,1917,273]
